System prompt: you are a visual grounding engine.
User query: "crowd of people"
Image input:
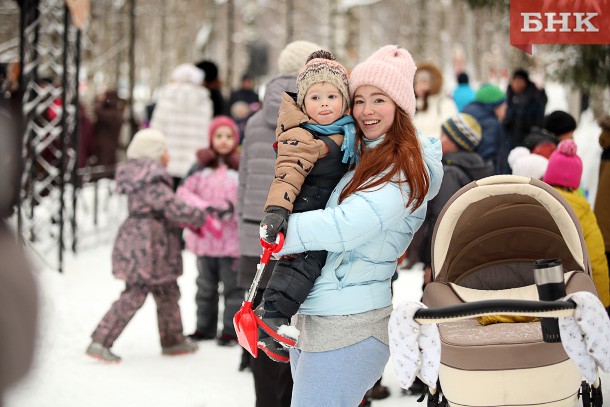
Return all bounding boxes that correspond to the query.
[3,38,610,407]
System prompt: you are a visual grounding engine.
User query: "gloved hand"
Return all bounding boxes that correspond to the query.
[260,206,289,244]
[216,200,235,221]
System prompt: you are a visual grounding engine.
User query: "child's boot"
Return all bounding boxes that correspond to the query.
[162,339,199,356]
[86,341,122,363]
[254,301,298,348]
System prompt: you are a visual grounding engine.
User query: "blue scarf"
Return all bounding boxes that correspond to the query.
[302,115,357,164]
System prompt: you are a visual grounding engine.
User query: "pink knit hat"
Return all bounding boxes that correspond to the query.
[208,115,239,148]
[348,45,417,117]
[543,139,582,190]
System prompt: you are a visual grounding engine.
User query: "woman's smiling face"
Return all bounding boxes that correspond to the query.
[352,85,396,140]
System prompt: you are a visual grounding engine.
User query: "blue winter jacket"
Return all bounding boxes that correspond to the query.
[278,135,443,316]
[462,101,504,166]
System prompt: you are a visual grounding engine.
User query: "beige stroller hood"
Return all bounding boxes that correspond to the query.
[422,175,600,407]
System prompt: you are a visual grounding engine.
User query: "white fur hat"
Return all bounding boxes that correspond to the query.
[508,147,548,180]
[170,63,205,85]
[126,128,168,162]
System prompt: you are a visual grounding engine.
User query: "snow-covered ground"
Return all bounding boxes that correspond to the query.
[4,243,428,407]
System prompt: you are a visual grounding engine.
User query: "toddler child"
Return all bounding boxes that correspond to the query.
[86,128,211,362]
[543,139,610,313]
[177,116,241,345]
[257,50,356,362]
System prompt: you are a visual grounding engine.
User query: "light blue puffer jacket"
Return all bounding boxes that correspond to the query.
[279,135,443,316]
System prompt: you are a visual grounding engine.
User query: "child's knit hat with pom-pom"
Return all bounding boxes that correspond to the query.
[296,50,350,112]
[543,139,582,190]
[348,45,417,117]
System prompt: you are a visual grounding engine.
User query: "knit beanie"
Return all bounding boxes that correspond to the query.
[441,113,482,152]
[126,128,168,162]
[543,139,582,190]
[277,40,322,76]
[475,84,506,108]
[208,115,240,149]
[296,50,349,113]
[508,146,548,180]
[543,111,577,137]
[349,45,417,117]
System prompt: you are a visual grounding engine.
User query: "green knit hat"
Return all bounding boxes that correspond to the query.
[475,84,506,108]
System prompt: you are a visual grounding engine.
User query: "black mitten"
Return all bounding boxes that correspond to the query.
[260,206,289,244]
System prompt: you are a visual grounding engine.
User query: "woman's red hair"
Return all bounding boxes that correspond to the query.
[339,107,430,210]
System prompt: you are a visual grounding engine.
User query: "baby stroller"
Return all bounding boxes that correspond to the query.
[391,175,608,407]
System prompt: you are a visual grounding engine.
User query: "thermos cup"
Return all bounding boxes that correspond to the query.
[533,258,566,342]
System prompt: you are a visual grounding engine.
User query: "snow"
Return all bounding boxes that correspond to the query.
[4,243,429,407]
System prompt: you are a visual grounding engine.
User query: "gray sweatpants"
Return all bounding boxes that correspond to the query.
[195,256,242,337]
[91,281,185,348]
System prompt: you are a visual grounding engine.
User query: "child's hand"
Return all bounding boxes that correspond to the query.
[260,206,289,244]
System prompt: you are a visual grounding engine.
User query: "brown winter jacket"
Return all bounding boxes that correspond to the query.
[112,158,207,285]
[264,92,343,212]
[595,116,610,251]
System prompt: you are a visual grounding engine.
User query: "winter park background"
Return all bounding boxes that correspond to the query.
[4,84,610,406]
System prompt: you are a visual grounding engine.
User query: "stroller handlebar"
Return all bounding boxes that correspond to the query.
[414,299,576,325]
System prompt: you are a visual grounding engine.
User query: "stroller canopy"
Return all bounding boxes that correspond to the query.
[431,175,590,286]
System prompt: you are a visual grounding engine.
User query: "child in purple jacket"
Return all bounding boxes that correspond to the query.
[86,128,211,362]
[177,116,241,345]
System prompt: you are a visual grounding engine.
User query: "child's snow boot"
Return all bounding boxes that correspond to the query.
[86,341,122,363]
[254,302,298,348]
[162,339,199,356]
[257,333,290,363]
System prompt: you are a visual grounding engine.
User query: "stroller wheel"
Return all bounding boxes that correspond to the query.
[581,378,604,407]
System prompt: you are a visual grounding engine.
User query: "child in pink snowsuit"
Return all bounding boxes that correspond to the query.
[177,116,241,345]
[86,128,210,363]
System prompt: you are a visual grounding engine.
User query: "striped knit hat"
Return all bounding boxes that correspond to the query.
[296,50,349,113]
[441,114,482,152]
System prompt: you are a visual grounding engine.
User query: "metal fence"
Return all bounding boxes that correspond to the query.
[18,0,81,272]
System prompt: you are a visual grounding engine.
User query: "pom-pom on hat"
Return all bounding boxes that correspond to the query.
[126,128,168,162]
[349,45,417,117]
[508,146,548,180]
[543,110,577,137]
[441,113,482,152]
[475,84,506,108]
[208,115,240,149]
[296,50,350,113]
[277,40,322,76]
[543,139,582,190]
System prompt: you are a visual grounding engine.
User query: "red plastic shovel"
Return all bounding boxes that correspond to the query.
[233,233,284,357]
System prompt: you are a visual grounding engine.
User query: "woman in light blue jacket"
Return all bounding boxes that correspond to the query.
[277,45,443,406]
